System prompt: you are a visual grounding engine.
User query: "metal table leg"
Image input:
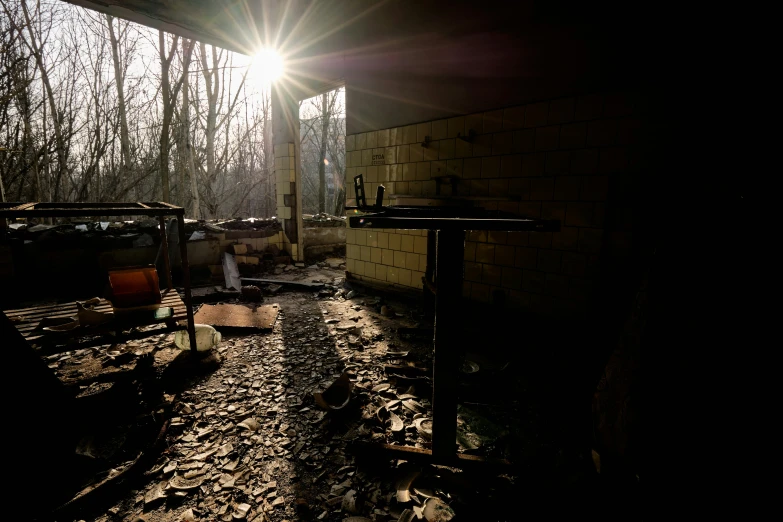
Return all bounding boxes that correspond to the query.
[431,229,464,460]
[158,217,173,290]
[347,228,514,471]
[177,214,198,353]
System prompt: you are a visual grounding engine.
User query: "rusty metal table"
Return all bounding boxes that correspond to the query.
[0,202,198,354]
[348,206,560,469]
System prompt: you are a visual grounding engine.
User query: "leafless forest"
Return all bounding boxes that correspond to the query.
[0,0,345,219]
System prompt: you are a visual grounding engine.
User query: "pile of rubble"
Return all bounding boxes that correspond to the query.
[2,216,281,243]
[45,265,567,522]
[117,290,520,521]
[302,213,346,228]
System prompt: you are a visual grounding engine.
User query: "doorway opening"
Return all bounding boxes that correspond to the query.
[298,87,347,262]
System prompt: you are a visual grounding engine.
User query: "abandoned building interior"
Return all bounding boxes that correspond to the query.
[1,0,653,520]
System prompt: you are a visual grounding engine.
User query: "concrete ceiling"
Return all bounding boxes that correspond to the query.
[61,0,652,133]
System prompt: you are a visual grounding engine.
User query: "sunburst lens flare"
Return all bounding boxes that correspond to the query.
[251,49,284,83]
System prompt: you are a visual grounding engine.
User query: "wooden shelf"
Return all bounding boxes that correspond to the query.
[4,289,187,353]
[1,202,198,353]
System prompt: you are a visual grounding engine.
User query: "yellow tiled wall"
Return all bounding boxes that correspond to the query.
[273,142,299,260]
[345,227,427,289]
[345,93,640,316]
[218,231,286,255]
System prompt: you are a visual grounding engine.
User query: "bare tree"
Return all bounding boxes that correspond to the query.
[300,87,346,215]
[158,31,191,202]
[0,0,274,217]
[177,38,200,217]
[196,43,250,217]
[13,0,66,200]
[105,15,132,195]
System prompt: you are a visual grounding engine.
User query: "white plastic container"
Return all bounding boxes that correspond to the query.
[174,324,222,352]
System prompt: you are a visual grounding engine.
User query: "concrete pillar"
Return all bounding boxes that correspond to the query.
[271,84,305,262]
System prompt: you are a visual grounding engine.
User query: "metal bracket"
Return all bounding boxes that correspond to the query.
[457,129,476,143]
[350,174,385,212]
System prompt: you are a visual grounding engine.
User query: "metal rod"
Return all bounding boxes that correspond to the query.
[159,217,173,290]
[431,229,465,460]
[177,214,198,354]
[348,441,514,472]
[0,208,181,218]
[349,215,560,231]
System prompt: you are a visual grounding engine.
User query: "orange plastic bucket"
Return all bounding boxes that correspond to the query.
[108,266,162,309]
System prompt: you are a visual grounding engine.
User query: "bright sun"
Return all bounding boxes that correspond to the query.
[251,49,284,83]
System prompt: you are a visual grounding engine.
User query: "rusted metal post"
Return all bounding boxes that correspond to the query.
[431,229,464,461]
[423,230,437,319]
[158,216,173,290]
[177,214,198,353]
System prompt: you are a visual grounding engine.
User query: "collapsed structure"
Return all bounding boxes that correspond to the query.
[1,0,647,520]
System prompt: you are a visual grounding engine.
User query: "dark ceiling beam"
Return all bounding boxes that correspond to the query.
[60,0,251,53]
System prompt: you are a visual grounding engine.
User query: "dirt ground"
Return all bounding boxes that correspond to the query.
[42,261,600,522]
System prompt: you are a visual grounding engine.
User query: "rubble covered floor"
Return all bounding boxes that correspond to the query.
[41,262,602,522]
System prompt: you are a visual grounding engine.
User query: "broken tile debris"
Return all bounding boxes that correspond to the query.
[47,262,544,522]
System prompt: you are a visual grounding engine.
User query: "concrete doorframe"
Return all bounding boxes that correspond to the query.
[272,81,345,263]
[271,84,304,262]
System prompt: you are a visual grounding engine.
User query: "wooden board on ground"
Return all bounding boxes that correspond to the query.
[240,277,324,290]
[4,289,187,340]
[192,303,278,330]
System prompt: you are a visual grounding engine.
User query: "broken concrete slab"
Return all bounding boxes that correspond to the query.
[324,258,344,269]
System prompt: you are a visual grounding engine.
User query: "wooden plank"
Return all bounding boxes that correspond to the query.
[9,302,185,324]
[4,296,184,322]
[347,441,514,472]
[4,290,181,315]
[16,307,186,334]
[5,301,84,316]
[384,364,431,377]
[15,308,188,335]
[241,277,325,290]
[8,298,186,321]
[4,291,188,343]
[6,297,185,323]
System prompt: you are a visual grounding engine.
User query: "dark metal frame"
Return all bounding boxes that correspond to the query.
[0,202,198,353]
[348,206,560,469]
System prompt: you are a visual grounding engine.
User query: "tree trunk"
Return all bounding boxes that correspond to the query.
[200,43,218,189]
[106,15,131,189]
[179,39,199,217]
[262,96,272,217]
[199,42,219,217]
[159,31,172,202]
[21,0,64,202]
[334,187,345,217]
[317,93,329,214]
[20,88,40,200]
